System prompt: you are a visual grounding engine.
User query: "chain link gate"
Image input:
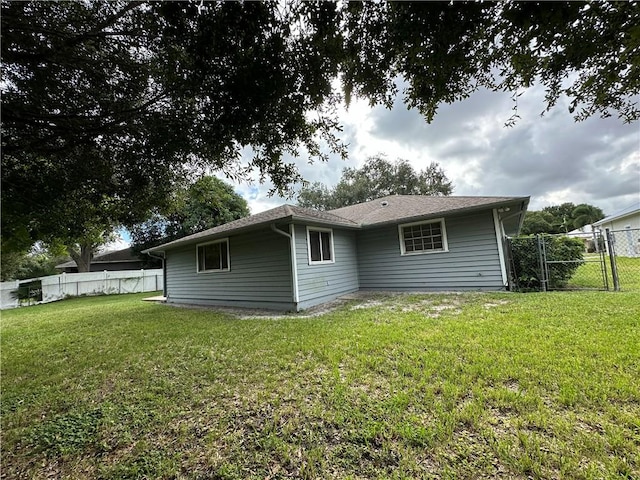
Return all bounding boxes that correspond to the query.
[505,231,610,292]
[606,227,640,291]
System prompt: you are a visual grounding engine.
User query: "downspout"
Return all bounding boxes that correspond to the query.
[146,251,167,297]
[492,209,508,289]
[270,223,299,306]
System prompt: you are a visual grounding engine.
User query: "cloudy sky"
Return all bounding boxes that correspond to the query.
[231,83,639,219]
[113,83,638,249]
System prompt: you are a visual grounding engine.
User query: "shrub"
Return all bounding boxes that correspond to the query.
[11,279,43,304]
[510,235,584,291]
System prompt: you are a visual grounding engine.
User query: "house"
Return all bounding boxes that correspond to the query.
[145,195,529,311]
[593,202,640,232]
[55,247,146,273]
[593,201,640,257]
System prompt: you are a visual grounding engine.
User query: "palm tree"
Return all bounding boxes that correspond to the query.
[572,204,605,230]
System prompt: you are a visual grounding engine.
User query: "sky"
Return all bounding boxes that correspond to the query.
[232,83,639,218]
[113,83,639,250]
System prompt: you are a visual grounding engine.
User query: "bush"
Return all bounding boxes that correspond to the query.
[510,235,584,291]
[11,280,43,304]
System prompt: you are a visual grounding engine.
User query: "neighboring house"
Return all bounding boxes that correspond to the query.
[566,226,599,253]
[55,247,145,273]
[145,195,529,311]
[593,202,640,232]
[566,226,594,239]
[593,201,640,257]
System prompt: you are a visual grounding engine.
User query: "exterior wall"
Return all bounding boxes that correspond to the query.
[596,212,640,257]
[165,228,295,310]
[597,212,640,232]
[356,210,505,291]
[294,225,359,309]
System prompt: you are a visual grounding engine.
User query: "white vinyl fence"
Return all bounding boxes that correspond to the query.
[0,269,163,310]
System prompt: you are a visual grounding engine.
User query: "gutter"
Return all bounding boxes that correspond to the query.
[270,223,300,306]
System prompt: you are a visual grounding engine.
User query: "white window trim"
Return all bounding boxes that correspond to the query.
[196,238,230,273]
[306,226,335,265]
[398,218,449,255]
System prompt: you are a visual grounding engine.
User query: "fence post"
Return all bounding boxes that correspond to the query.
[598,231,610,291]
[606,229,620,291]
[536,234,547,292]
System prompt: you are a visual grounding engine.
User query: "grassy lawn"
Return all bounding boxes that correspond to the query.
[2,291,639,479]
[568,255,640,291]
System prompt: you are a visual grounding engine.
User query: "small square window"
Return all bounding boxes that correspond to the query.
[399,219,448,255]
[197,239,230,272]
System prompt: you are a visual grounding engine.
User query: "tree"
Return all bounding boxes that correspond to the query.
[571,204,605,229]
[0,244,68,281]
[520,211,555,236]
[63,230,117,274]
[298,156,452,210]
[3,1,638,252]
[2,1,346,252]
[341,2,639,123]
[130,176,250,255]
[521,202,605,235]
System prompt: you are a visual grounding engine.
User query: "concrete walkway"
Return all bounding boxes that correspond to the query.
[142,295,166,302]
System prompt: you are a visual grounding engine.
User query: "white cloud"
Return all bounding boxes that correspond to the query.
[225,84,638,218]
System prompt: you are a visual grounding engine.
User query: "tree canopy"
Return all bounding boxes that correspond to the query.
[3,1,637,251]
[298,156,452,210]
[130,176,250,256]
[521,202,605,235]
[0,244,68,282]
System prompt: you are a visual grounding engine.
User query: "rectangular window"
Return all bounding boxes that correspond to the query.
[197,239,230,272]
[307,227,334,264]
[399,219,448,255]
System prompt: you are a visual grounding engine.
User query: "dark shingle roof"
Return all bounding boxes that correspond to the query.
[55,247,141,268]
[145,204,359,252]
[146,195,529,252]
[329,195,529,227]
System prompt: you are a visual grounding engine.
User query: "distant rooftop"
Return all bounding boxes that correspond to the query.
[56,247,140,269]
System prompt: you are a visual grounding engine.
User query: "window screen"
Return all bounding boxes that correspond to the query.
[308,229,333,263]
[197,240,229,272]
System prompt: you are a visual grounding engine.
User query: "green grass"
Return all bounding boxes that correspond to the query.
[569,255,640,291]
[2,291,639,479]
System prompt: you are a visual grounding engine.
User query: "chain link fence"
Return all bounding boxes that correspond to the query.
[504,229,640,292]
[506,233,608,292]
[607,228,640,291]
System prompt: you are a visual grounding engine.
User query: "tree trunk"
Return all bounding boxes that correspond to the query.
[68,242,94,272]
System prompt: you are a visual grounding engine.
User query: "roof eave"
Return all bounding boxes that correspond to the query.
[142,216,292,253]
[144,215,361,254]
[593,209,639,227]
[359,197,530,229]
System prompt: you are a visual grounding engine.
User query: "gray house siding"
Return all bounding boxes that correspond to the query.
[165,228,295,310]
[357,210,505,291]
[294,224,359,309]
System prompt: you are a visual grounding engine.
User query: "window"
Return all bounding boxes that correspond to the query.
[307,227,334,264]
[399,219,448,255]
[197,239,230,272]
